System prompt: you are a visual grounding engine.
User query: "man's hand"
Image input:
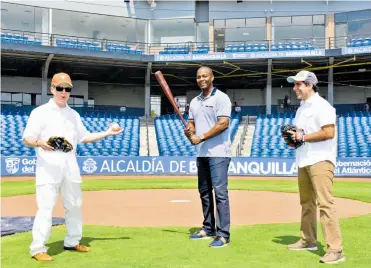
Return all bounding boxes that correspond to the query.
[190,135,202,145]
[37,140,55,151]
[184,124,194,140]
[106,123,124,136]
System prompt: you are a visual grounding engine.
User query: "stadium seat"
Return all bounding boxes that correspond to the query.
[0,108,140,157]
[154,113,241,156]
[337,111,371,157]
[1,32,42,46]
[346,37,371,47]
[250,113,296,158]
[159,45,190,55]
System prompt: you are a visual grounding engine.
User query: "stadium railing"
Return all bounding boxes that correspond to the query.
[3,28,370,56]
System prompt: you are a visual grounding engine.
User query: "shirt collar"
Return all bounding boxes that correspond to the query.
[197,87,217,100]
[303,92,319,104]
[48,98,70,110]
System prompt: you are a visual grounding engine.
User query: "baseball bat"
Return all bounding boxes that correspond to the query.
[154,71,187,128]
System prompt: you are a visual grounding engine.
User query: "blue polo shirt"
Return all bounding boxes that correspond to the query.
[189,87,232,157]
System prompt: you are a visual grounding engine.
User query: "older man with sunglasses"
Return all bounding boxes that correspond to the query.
[23,72,123,262]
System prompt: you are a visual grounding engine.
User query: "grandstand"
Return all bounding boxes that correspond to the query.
[1,1,371,165]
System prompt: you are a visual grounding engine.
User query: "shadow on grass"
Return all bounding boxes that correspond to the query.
[161,227,200,236]
[46,236,131,256]
[272,235,326,257]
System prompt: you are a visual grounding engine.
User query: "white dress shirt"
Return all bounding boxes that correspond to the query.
[23,99,90,185]
[293,93,337,168]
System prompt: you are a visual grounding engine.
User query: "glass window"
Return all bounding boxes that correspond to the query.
[348,19,371,36]
[225,27,266,42]
[273,25,325,43]
[53,9,146,44]
[12,93,22,104]
[313,15,325,25]
[292,16,312,26]
[335,13,348,23]
[1,3,48,34]
[1,92,11,104]
[88,99,95,107]
[36,94,42,106]
[347,9,371,21]
[226,19,245,28]
[214,19,225,29]
[196,22,209,43]
[74,97,84,107]
[151,19,195,44]
[335,24,347,48]
[246,18,266,27]
[272,17,291,27]
[23,93,31,105]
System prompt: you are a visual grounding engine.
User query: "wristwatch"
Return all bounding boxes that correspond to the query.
[199,134,205,142]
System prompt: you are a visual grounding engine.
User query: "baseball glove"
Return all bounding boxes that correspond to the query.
[46,136,73,153]
[280,124,305,149]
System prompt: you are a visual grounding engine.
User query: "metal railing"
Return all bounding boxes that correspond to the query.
[2,28,370,55]
[145,115,150,156]
[237,115,249,156]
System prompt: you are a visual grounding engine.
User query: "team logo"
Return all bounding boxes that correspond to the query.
[5,158,20,174]
[82,158,97,174]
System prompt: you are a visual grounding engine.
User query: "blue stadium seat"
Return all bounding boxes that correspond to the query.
[337,112,371,157]
[154,113,240,156]
[1,108,140,157]
[250,113,296,158]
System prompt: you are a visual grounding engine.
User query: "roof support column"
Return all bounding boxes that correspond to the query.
[266,59,272,115]
[328,57,334,106]
[145,62,152,117]
[41,54,54,104]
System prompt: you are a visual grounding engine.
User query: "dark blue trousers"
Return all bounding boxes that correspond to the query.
[197,157,231,240]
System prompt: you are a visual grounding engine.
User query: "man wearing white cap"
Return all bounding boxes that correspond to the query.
[23,72,123,262]
[285,70,345,264]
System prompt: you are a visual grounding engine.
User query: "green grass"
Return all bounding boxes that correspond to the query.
[2,178,371,267]
[2,178,371,203]
[1,214,370,268]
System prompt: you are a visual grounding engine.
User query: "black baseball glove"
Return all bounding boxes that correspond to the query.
[46,136,73,153]
[280,124,305,149]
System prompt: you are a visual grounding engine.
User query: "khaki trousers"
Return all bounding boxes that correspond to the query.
[298,161,342,252]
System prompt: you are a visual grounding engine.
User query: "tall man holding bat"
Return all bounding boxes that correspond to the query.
[185,66,232,248]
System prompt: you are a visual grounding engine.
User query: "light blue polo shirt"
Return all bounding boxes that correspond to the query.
[189,87,232,157]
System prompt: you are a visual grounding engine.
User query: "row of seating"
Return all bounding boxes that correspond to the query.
[251,112,371,158]
[0,109,140,157]
[225,42,316,53]
[154,113,241,157]
[346,37,371,47]
[55,39,143,54]
[1,33,42,45]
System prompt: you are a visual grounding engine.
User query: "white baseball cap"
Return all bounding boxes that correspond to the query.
[287,70,318,85]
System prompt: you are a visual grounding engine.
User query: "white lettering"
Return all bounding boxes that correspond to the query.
[155,161,164,173]
[117,160,126,172]
[170,161,179,172]
[236,161,248,174]
[100,160,110,172]
[189,161,197,173]
[179,161,186,173]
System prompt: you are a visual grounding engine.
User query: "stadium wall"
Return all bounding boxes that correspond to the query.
[2,0,196,19]
[209,1,371,19]
[88,84,145,108]
[1,76,89,99]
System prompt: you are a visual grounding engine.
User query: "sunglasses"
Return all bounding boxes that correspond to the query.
[55,86,72,93]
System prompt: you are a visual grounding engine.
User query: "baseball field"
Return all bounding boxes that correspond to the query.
[1,176,371,268]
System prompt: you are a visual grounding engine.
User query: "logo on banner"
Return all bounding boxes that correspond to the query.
[5,158,20,174]
[82,158,97,174]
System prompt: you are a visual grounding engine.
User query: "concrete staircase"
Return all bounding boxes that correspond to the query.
[231,125,245,156]
[241,125,255,156]
[147,118,159,156]
[139,117,148,156]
